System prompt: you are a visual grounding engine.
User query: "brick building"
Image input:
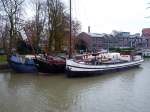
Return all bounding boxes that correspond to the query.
[76,31,148,51]
[142,28,150,48]
[77,32,110,51]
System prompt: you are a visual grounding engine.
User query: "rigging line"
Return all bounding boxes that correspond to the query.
[76,0,83,22]
[71,0,80,23]
[79,0,91,30]
[72,0,83,29]
[72,0,78,20]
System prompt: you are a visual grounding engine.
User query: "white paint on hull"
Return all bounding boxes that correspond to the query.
[66,59,144,72]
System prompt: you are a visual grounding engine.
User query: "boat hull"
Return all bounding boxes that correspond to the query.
[33,59,66,73]
[9,61,37,73]
[66,59,144,77]
[8,55,37,73]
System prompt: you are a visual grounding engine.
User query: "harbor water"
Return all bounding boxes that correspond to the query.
[0,59,150,112]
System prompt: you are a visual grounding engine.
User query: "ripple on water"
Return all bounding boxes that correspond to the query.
[0,60,150,112]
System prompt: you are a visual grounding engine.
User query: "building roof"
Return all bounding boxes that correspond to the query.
[142,28,150,32]
[86,33,107,38]
[142,28,150,37]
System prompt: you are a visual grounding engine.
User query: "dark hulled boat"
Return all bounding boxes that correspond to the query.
[33,55,66,73]
[8,54,37,73]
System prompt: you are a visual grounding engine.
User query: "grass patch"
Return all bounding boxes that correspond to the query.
[0,55,7,63]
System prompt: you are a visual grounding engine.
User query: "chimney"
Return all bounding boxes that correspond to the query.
[88,26,90,33]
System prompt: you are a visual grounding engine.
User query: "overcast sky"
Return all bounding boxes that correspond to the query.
[63,0,150,34]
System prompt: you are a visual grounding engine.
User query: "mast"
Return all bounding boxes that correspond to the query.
[23,28,37,58]
[69,0,72,58]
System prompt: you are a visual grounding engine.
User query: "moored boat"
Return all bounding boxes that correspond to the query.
[8,54,37,73]
[33,55,66,73]
[66,52,144,77]
[65,0,144,77]
[142,49,150,58]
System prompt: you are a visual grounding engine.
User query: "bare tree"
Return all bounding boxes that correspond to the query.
[46,0,64,52]
[0,0,25,53]
[0,15,9,51]
[55,14,81,52]
[45,0,81,52]
[0,24,9,51]
[33,0,46,48]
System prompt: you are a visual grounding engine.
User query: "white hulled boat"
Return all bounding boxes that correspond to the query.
[142,49,150,57]
[66,52,144,77]
[65,0,144,77]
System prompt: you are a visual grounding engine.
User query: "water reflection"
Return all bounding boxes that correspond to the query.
[0,60,150,112]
